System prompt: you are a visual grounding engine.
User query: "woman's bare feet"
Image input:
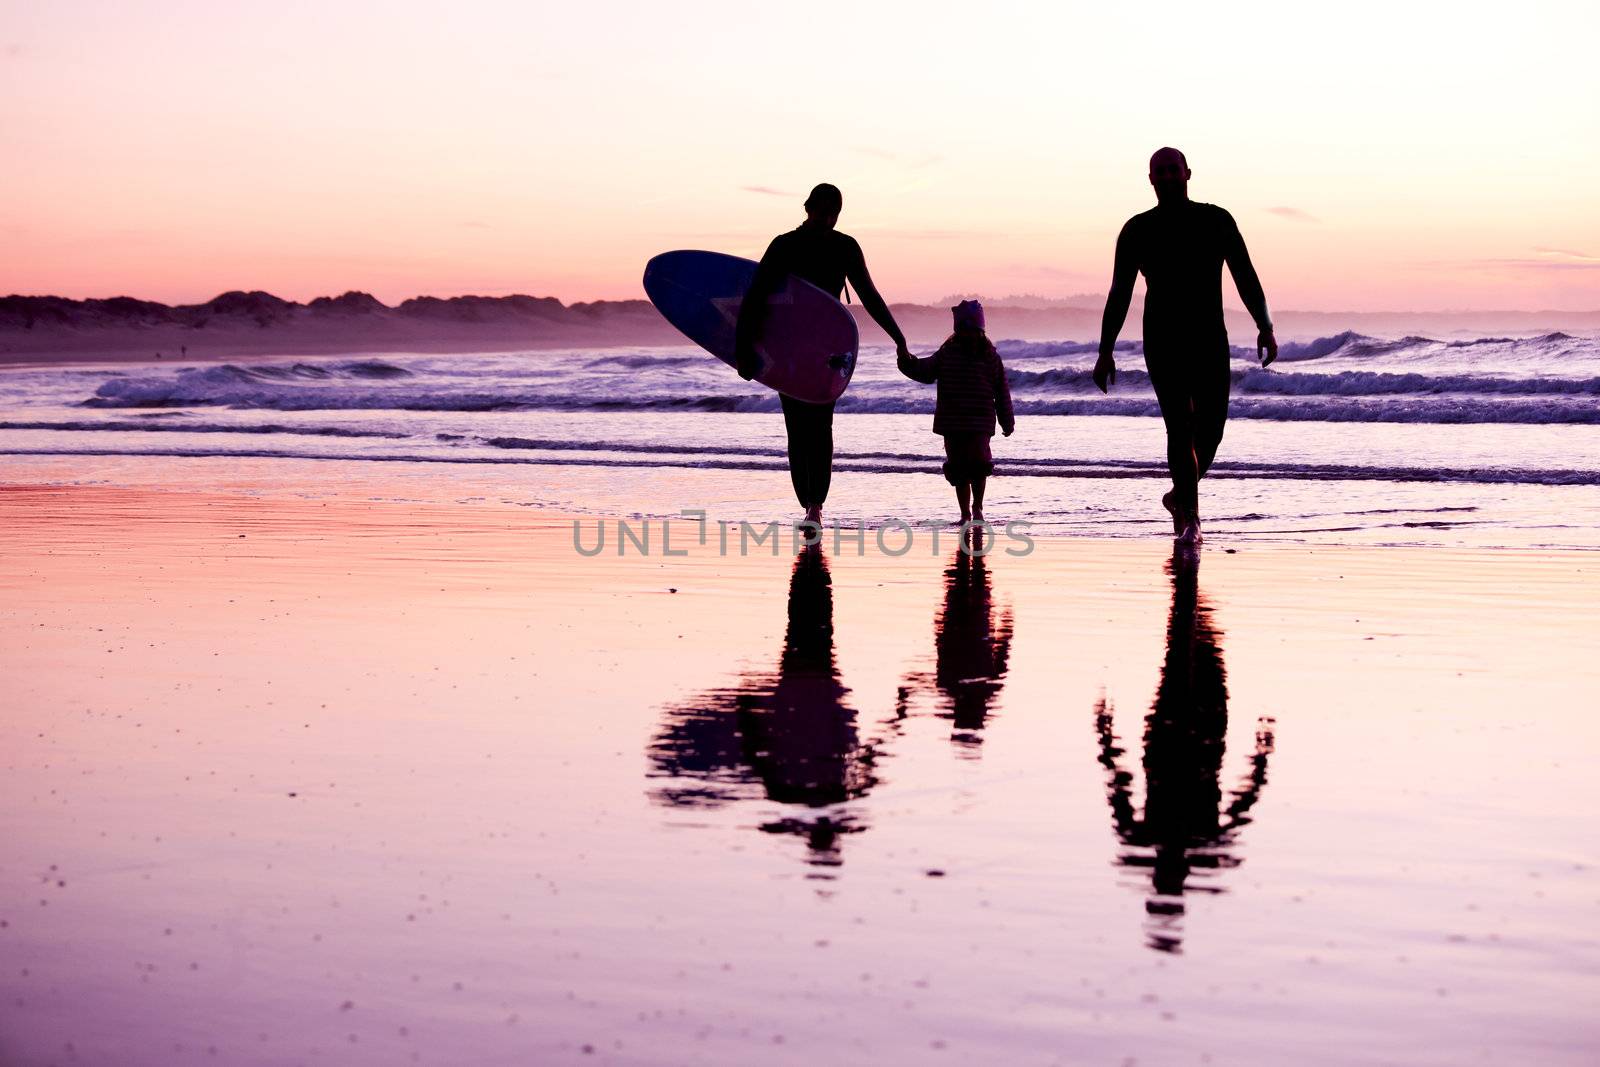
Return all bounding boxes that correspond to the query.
[803,504,822,526]
[1161,490,1181,534]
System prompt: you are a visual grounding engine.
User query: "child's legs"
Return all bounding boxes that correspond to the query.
[943,433,992,520]
[954,481,972,519]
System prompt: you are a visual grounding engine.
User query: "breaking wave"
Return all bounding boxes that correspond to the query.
[7,329,1592,426]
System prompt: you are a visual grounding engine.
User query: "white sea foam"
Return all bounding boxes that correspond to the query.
[3,335,1599,530]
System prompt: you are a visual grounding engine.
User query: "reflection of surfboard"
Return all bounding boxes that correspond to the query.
[642,250,859,404]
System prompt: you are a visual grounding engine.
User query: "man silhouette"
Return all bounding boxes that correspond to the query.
[735,183,911,525]
[1092,549,1276,953]
[1095,148,1277,544]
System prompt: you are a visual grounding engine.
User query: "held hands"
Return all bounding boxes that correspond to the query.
[895,341,914,374]
[1092,351,1116,394]
[1258,328,1278,368]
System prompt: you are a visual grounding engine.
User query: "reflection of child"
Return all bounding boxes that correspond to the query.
[897,300,1015,524]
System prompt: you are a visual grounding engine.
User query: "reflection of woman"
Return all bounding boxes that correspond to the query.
[900,540,1014,754]
[646,547,879,867]
[1094,549,1275,954]
[756,546,868,807]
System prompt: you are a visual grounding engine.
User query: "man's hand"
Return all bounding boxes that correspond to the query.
[1258,328,1278,368]
[735,345,760,381]
[1092,352,1116,393]
[1002,426,1014,437]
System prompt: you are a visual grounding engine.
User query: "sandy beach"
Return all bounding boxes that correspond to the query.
[2,484,1596,1065]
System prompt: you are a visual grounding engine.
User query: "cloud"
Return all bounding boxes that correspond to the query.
[850,147,944,169]
[1266,206,1319,223]
[1474,248,1600,271]
[852,226,979,241]
[740,185,794,197]
[1003,264,1096,280]
[1494,261,1600,271]
[1532,247,1600,263]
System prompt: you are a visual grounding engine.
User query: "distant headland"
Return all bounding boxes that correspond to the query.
[3,289,1596,364]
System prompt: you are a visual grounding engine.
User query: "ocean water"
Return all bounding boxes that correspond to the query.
[2,331,1598,547]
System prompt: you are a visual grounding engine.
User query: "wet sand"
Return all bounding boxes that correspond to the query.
[1,486,1596,1065]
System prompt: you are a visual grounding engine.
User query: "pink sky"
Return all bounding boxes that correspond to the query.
[4,1,1598,310]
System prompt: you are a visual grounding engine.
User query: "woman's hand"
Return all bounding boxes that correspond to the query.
[735,344,761,380]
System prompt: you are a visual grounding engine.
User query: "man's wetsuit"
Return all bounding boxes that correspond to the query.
[736,224,906,510]
[1104,201,1271,478]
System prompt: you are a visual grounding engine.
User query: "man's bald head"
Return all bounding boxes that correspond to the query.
[1148,147,1191,204]
[1149,147,1187,172]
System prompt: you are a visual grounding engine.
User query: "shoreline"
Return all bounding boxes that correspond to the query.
[2,479,1595,560]
[4,441,1599,552]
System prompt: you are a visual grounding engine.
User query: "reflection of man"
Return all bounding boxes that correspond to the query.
[1093,550,1275,954]
[735,183,911,526]
[646,547,879,867]
[1095,148,1277,545]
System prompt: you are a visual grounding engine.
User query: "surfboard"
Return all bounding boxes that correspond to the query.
[642,250,859,404]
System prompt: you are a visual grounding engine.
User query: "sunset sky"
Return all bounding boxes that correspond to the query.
[5,0,1598,310]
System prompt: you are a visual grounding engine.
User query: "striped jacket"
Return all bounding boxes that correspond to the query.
[899,336,1015,437]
